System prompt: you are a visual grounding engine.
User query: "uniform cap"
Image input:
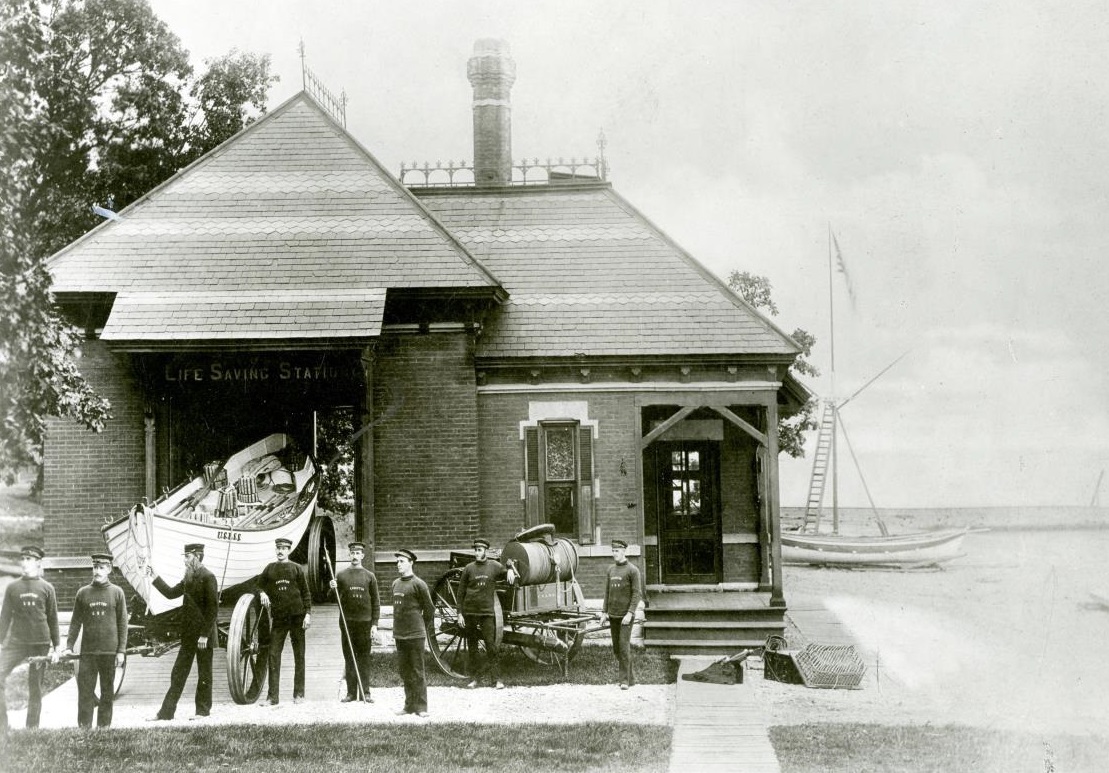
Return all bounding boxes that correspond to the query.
[184,543,205,556]
[274,538,293,549]
[20,545,45,560]
[611,539,628,549]
[90,552,114,565]
[394,548,417,563]
[472,538,490,550]
[348,541,366,552]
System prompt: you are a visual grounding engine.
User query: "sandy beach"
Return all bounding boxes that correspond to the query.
[758,528,1109,738]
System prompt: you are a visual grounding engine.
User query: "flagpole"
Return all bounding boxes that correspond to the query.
[827,225,839,535]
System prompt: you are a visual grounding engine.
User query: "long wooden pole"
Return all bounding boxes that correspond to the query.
[323,546,364,700]
[828,225,839,535]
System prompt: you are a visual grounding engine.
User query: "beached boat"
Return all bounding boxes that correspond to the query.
[102,433,323,615]
[782,527,968,566]
[786,230,970,569]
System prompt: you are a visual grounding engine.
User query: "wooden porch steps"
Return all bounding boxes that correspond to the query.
[643,589,786,656]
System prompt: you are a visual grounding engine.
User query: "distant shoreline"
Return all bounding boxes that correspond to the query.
[782,505,1109,532]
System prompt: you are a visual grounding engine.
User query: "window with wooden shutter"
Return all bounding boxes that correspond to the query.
[521,420,597,541]
[524,426,541,527]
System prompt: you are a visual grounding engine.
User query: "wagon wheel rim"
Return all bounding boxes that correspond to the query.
[427,568,470,680]
[226,593,270,703]
[306,513,335,602]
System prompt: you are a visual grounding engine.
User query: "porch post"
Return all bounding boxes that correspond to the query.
[357,346,376,548]
[767,397,785,607]
[144,404,156,503]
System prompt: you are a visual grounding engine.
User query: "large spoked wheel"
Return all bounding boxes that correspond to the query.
[306,514,336,602]
[226,593,270,704]
[428,568,468,679]
[516,622,585,676]
[71,651,127,697]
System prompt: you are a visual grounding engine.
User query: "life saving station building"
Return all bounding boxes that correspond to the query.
[44,41,808,654]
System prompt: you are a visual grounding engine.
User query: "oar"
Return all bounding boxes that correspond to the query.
[323,545,364,701]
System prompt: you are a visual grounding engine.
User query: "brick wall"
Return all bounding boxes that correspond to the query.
[372,331,480,550]
[476,390,644,596]
[43,341,145,560]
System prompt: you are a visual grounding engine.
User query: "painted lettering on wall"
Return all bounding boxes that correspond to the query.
[164,361,355,383]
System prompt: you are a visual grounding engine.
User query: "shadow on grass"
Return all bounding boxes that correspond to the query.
[3,722,671,773]
[770,723,1109,773]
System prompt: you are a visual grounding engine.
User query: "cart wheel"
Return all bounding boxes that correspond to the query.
[516,622,586,674]
[226,593,270,704]
[71,641,127,696]
[427,568,470,680]
[306,513,335,602]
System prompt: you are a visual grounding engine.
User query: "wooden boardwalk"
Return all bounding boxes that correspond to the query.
[669,657,781,773]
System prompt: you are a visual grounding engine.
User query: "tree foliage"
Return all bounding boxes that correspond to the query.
[0,0,278,486]
[727,270,820,458]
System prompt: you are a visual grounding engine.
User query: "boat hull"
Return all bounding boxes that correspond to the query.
[101,434,319,615]
[781,528,968,566]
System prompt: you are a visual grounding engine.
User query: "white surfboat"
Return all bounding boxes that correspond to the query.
[102,433,320,615]
[781,527,968,567]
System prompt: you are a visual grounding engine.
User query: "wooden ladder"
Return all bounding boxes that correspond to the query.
[801,401,835,533]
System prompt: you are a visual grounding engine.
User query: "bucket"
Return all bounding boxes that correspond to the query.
[501,537,579,586]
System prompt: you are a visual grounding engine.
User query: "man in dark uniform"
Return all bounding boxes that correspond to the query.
[146,542,219,720]
[602,539,643,690]
[64,552,128,728]
[328,541,379,702]
[257,536,312,705]
[456,538,514,689]
[0,545,60,733]
[391,548,434,717]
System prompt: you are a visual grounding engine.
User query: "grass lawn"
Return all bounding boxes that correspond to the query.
[771,723,1109,773]
[2,722,669,772]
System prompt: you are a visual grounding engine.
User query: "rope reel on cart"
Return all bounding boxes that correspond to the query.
[427,524,600,680]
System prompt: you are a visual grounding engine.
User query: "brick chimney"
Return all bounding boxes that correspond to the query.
[467,39,516,186]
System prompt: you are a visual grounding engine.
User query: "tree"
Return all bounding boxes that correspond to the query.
[0,0,279,487]
[727,270,820,458]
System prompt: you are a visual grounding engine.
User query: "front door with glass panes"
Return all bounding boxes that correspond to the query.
[657,441,721,584]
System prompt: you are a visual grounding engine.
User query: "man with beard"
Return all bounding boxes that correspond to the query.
[329,541,380,702]
[0,545,60,734]
[146,543,219,720]
[64,553,128,728]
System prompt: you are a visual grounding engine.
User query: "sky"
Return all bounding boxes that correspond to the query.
[147,0,1109,509]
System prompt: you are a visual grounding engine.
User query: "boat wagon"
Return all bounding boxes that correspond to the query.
[426,524,607,679]
[94,433,337,702]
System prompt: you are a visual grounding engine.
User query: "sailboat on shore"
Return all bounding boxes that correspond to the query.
[782,231,968,567]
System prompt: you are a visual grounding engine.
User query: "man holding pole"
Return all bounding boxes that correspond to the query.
[327,541,379,702]
[0,545,60,734]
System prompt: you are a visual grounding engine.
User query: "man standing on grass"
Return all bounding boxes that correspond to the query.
[146,542,219,720]
[64,552,128,728]
[257,537,312,706]
[329,541,379,703]
[602,539,643,690]
[391,548,434,717]
[0,545,60,734]
[457,538,514,690]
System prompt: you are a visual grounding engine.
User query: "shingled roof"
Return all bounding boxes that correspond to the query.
[48,94,502,345]
[416,184,802,360]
